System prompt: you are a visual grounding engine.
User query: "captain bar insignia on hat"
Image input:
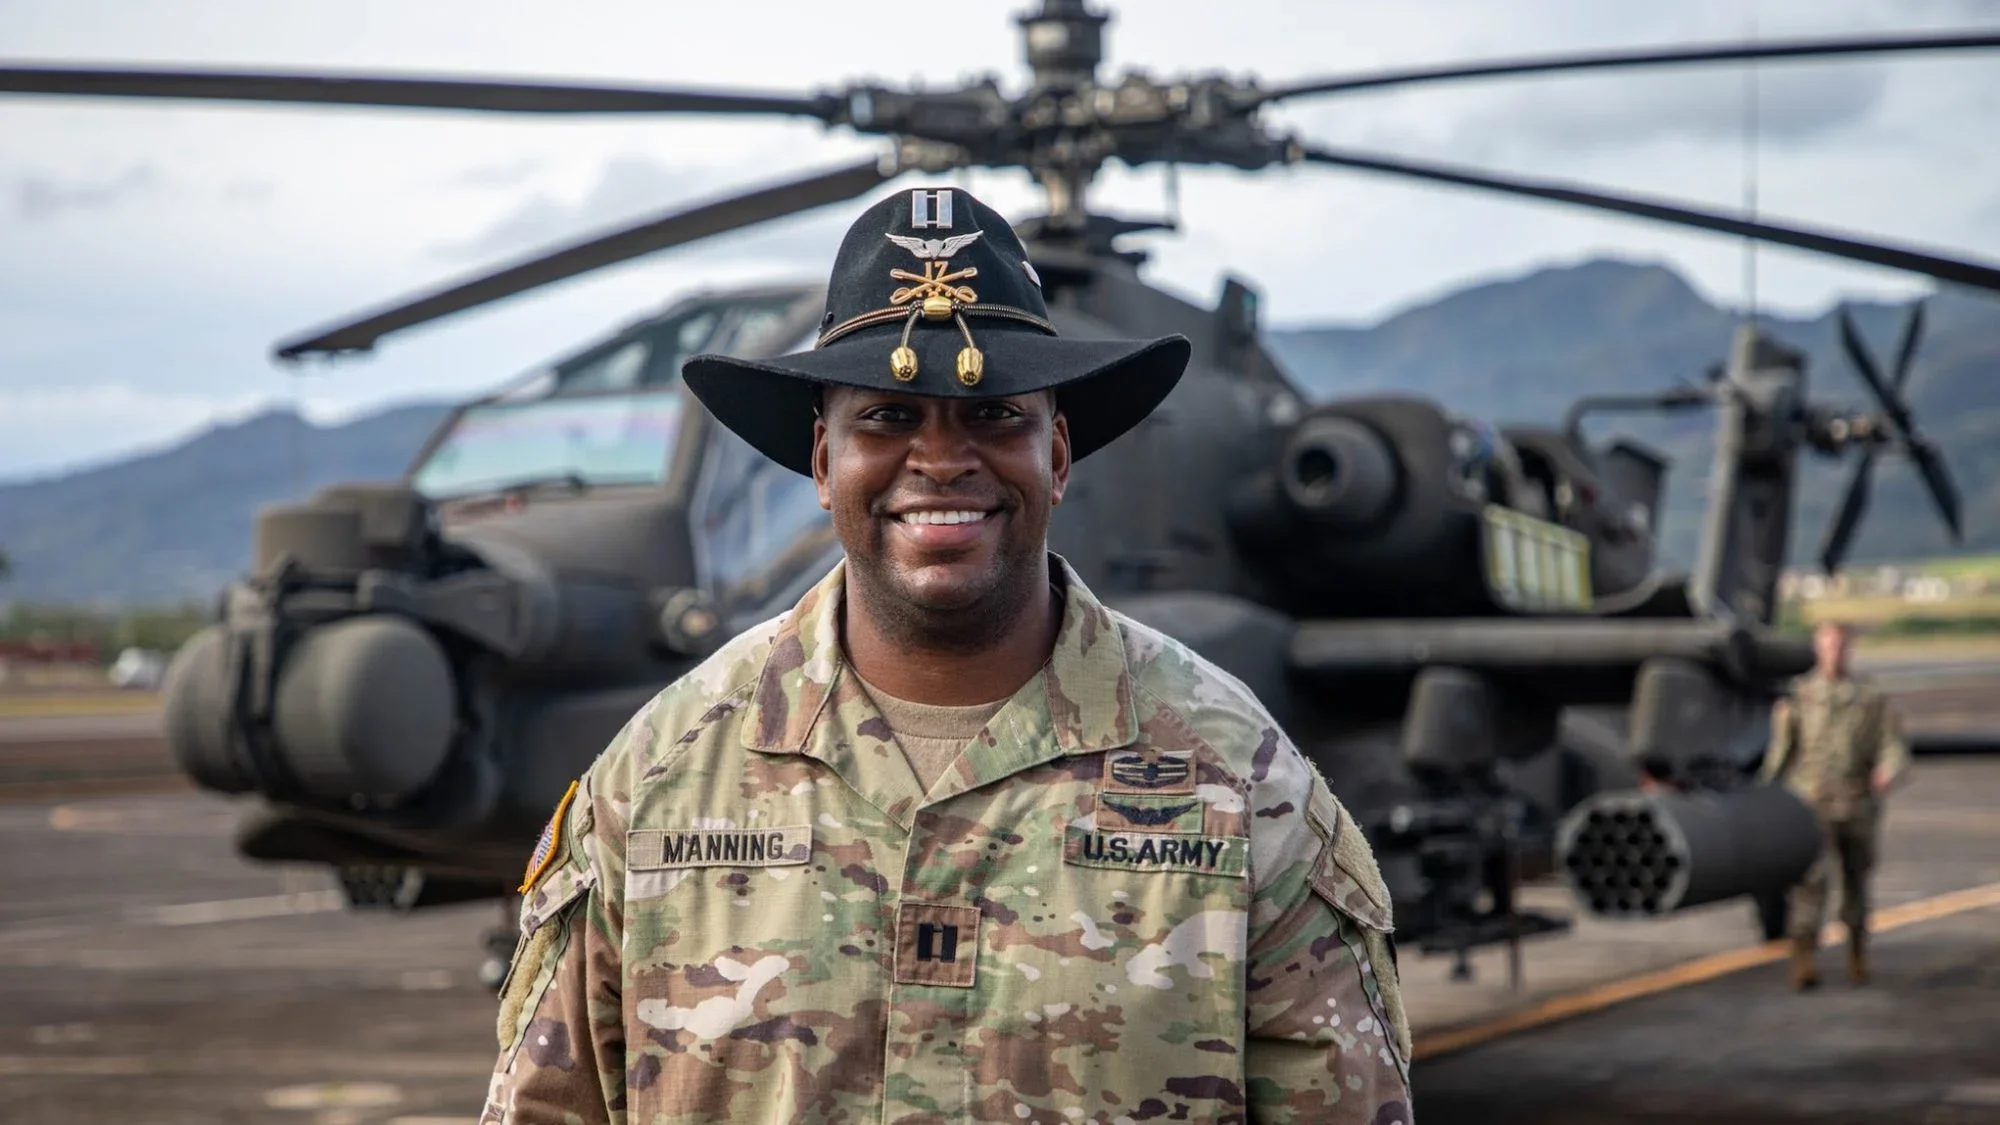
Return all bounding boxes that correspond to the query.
[884,197,987,385]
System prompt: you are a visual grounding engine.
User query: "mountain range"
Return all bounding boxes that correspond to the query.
[2,256,1996,607]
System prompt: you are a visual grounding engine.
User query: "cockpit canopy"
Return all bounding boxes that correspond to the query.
[407,291,810,501]
[403,285,837,627]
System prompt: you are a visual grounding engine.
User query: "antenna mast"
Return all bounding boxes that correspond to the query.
[1741,5,1762,328]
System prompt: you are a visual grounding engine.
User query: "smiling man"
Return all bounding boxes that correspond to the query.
[483,188,1413,1125]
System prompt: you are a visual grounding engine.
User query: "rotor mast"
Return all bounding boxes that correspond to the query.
[1017,0,1111,229]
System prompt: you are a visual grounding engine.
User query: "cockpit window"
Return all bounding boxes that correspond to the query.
[558,337,652,393]
[409,390,685,499]
[693,420,837,622]
[407,292,812,500]
[690,319,838,620]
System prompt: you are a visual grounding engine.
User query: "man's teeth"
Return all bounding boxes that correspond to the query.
[900,510,988,526]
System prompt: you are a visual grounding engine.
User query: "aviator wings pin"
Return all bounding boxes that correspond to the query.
[885,231,984,261]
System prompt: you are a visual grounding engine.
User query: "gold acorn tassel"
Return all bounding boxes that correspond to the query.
[953,311,984,387]
[890,308,921,382]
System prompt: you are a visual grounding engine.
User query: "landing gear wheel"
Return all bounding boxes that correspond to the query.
[478,892,523,993]
[1753,888,1789,943]
[478,954,508,991]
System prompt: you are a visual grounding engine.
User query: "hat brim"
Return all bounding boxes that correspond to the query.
[682,320,1191,476]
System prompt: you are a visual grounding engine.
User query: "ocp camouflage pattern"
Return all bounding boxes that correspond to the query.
[1761,670,1911,942]
[483,555,1413,1124]
[1761,671,1911,822]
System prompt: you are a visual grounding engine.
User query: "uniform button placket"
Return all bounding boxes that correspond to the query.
[883,806,979,1123]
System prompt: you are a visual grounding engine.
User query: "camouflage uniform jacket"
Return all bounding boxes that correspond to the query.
[1759,671,1910,822]
[485,555,1414,1125]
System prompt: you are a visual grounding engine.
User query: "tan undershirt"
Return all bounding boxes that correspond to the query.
[854,672,1008,795]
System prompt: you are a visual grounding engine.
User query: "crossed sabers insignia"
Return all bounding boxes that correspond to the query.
[890,260,979,313]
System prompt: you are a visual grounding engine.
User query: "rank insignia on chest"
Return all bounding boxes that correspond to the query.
[894,901,980,988]
[519,779,579,894]
[1104,749,1195,794]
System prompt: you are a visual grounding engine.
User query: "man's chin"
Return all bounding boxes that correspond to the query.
[888,566,996,615]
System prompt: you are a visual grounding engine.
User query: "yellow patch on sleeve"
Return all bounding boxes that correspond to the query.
[496,919,560,1052]
[518,779,579,895]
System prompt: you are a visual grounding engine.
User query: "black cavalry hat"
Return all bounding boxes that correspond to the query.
[682,186,1191,475]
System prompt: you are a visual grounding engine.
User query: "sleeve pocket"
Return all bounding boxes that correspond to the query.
[1307,796,1411,1075]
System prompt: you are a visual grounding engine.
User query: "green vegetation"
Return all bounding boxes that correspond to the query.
[0,601,212,661]
[1908,553,2000,581]
[1802,592,2000,625]
[1868,614,2000,638]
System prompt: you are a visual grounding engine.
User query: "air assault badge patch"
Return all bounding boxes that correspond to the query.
[518,779,579,894]
[1104,749,1194,793]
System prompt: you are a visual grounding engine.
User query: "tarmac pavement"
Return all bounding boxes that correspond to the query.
[0,757,1994,1123]
[2,663,1997,1124]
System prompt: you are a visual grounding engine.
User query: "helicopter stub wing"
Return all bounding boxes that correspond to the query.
[1288,618,1812,687]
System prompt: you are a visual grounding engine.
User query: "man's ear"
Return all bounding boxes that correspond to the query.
[812,416,832,510]
[1049,405,1072,507]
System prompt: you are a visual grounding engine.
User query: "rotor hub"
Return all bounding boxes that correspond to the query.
[1018,0,1111,90]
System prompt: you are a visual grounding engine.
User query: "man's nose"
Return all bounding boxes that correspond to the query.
[906,412,979,482]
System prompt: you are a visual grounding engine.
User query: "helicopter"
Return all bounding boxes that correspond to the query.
[5,1,1996,986]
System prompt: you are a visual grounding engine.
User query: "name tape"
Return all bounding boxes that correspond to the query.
[628,826,812,870]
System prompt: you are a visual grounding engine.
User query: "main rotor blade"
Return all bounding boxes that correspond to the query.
[1819,451,1876,575]
[1260,29,2000,104]
[275,156,898,360]
[1294,144,2000,294]
[0,64,835,119]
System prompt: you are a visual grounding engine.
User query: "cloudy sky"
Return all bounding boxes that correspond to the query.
[2,0,1997,480]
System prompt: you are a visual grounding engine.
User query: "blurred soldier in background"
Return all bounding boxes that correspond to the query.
[1761,619,1912,990]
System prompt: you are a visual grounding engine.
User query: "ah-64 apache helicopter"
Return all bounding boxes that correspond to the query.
[6,1,1996,985]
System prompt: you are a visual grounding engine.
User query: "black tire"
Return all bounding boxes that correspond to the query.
[1754,888,1789,942]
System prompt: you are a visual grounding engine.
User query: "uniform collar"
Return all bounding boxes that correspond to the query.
[744,548,1144,756]
[1802,669,1858,703]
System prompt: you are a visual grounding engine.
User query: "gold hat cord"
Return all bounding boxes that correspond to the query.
[884,261,985,387]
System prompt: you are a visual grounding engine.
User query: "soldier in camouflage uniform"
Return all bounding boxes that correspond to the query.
[1760,620,1911,990]
[482,187,1414,1124]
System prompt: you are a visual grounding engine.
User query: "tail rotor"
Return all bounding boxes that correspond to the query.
[1816,300,1962,574]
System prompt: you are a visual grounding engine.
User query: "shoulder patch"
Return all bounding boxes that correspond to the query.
[518,779,580,895]
[1307,794,1395,933]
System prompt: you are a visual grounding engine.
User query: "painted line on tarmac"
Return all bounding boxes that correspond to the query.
[132,890,347,927]
[0,775,187,805]
[1413,879,2000,1063]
